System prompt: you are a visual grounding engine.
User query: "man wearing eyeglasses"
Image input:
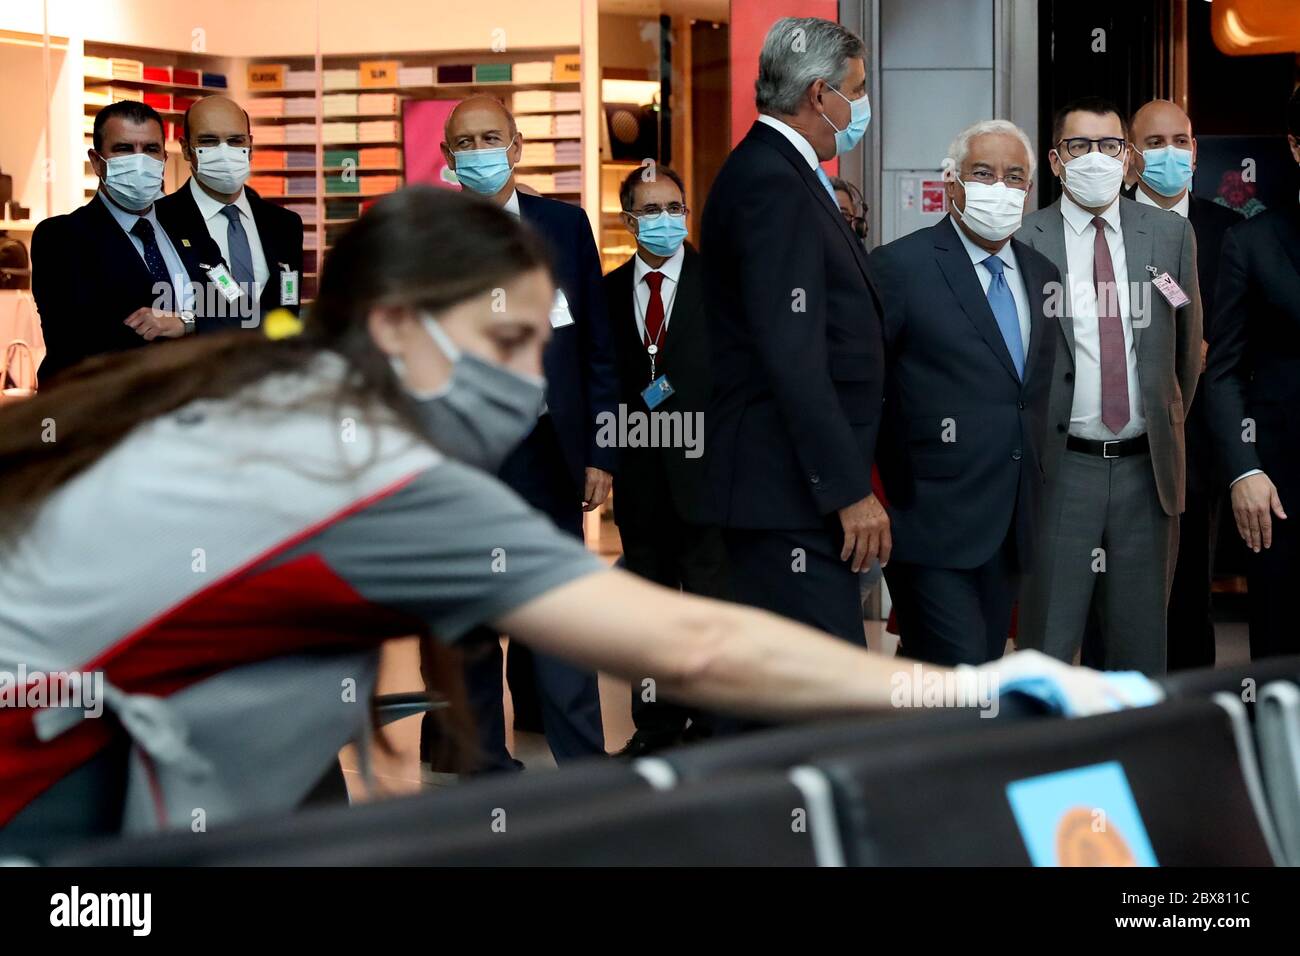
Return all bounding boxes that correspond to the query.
[157,95,304,330]
[605,164,728,755]
[871,120,1059,665]
[1016,96,1202,675]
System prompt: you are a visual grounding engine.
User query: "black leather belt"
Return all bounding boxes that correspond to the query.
[1066,434,1149,459]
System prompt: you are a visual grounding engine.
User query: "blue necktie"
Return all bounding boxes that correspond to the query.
[981,254,1025,379]
[815,166,839,206]
[129,218,176,308]
[220,204,256,293]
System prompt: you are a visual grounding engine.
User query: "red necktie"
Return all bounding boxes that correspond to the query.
[643,271,665,348]
[1092,217,1130,434]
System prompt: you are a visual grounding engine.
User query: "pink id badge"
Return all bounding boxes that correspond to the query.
[1151,271,1190,309]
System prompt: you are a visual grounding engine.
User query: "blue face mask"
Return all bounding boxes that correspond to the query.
[822,85,871,155]
[634,211,688,257]
[1140,145,1193,197]
[452,136,516,196]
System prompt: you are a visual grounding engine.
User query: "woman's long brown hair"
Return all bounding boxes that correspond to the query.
[0,186,553,774]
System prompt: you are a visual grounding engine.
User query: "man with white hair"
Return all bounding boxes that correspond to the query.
[870,120,1060,665]
[701,16,888,654]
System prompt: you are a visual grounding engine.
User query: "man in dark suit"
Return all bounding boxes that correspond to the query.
[437,94,619,768]
[1124,99,1244,670]
[157,95,304,329]
[1203,86,1300,661]
[702,16,888,649]
[604,163,727,755]
[872,120,1058,665]
[31,101,218,382]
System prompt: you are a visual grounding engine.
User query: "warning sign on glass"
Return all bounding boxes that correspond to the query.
[921,181,947,214]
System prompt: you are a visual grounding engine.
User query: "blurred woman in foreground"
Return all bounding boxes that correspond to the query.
[0,187,1151,853]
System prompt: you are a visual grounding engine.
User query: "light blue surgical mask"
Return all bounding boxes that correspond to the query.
[822,85,871,155]
[451,136,517,196]
[1140,145,1193,198]
[634,211,688,257]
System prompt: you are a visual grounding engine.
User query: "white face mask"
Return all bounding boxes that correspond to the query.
[99,152,165,211]
[194,143,251,194]
[954,180,1027,241]
[1060,150,1125,208]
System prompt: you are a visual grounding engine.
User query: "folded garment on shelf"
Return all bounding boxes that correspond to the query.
[515,172,555,193]
[143,92,172,112]
[512,90,552,113]
[173,68,201,87]
[360,174,401,193]
[251,151,286,170]
[252,124,287,144]
[553,141,582,163]
[202,72,228,89]
[436,64,473,84]
[325,200,361,219]
[285,123,319,144]
[322,69,359,90]
[110,58,143,81]
[247,175,285,196]
[397,66,434,87]
[322,94,359,116]
[85,85,142,106]
[515,114,553,137]
[521,142,556,165]
[324,148,360,168]
[285,151,317,169]
[358,146,401,168]
[512,61,553,83]
[285,202,317,222]
[321,122,359,142]
[285,176,316,195]
[553,91,581,111]
[246,97,285,117]
[284,70,316,91]
[284,97,317,116]
[357,93,399,115]
[83,56,112,80]
[326,175,360,195]
[473,63,512,83]
[357,120,399,142]
[142,65,171,83]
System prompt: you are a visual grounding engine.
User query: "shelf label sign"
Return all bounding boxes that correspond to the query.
[247,64,285,91]
[359,61,400,88]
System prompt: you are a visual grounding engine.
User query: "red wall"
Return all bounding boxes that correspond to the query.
[729,0,841,174]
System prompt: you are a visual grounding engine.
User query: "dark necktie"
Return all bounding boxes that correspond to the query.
[1092,216,1130,434]
[129,217,176,307]
[643,271,666,348]
[221,204,256,292]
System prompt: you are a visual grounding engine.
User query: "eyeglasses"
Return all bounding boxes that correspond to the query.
[1057,137,1126,159]
[963,168,1029,188]
[194,135,252,148]
[629,203,687,217]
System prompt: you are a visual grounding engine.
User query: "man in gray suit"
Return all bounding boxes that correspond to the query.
[1015,97,1201,674]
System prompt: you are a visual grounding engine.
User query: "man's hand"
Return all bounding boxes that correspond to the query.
[582,467,612,512]
[124,308,186,341]
[838,493,891,572]
[1231,472,1287,552]
[1200,338,1209,373]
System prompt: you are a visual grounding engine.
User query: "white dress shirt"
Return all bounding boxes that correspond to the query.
[757,114,820,170]
[1134,184,1190,218]
[503,189,521,217]
[951,216,1031,362]
[98,190,194,312]
[189,177,270,301]
[1059,192,1146,440]
[632,243,684,345]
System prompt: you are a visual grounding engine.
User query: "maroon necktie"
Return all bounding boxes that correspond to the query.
[643,271,666,348]
[1092,217,1130,434]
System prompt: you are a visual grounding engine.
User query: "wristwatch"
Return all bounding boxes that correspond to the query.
[178,310,196,336]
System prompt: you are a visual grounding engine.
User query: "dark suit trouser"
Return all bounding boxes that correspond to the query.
[1245,503,1298,660]
[1166,477,1220,671]
[722,525,865,647]
[619,512,729,739]
[884,537,1018,666]
[449,418,606,771]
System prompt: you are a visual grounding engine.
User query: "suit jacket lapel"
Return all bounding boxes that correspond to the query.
[1012,237,1051,388]
[89,194,155,289]
[1119,201,1154,356]
[933,217,1021,384]
[1030,204,1075,366]
[747,121,881,309]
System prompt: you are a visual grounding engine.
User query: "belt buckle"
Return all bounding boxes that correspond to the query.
[1103,440,1120,459]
